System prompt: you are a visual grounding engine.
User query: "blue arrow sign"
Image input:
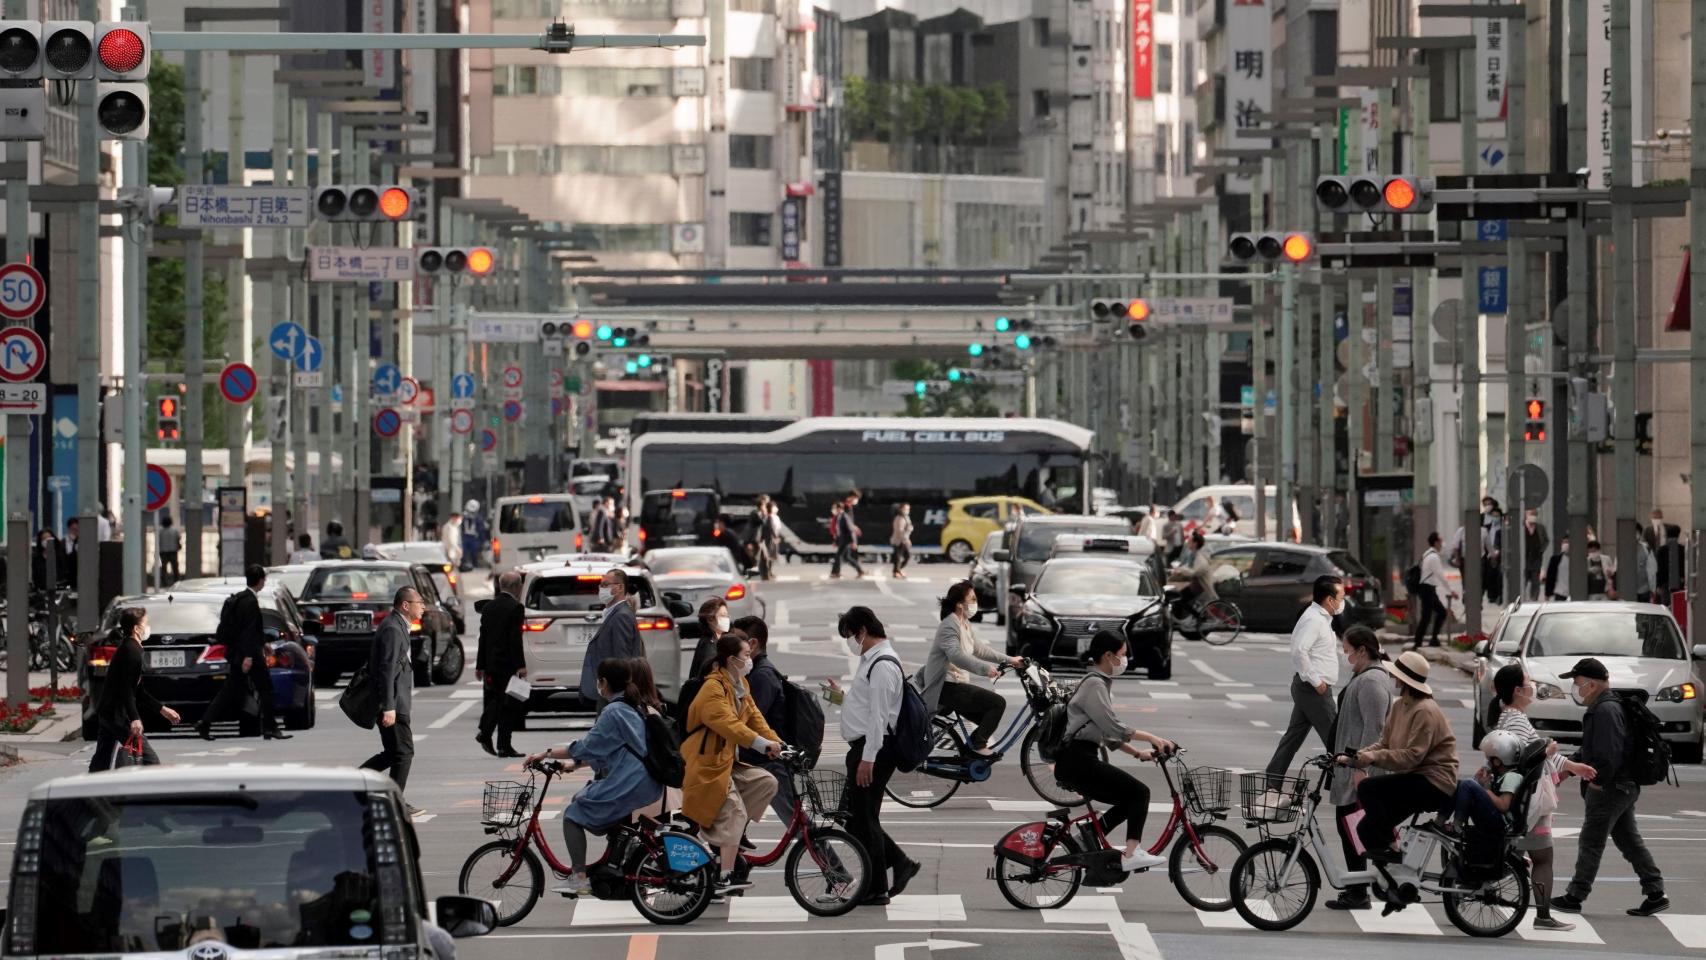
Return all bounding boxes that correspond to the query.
[372,363,402,395]
[294,336,323,373]
[268,321,306,361]
[330,384,344,404]
[451,372,476,400]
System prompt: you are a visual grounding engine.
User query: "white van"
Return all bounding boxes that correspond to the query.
[1172,484,1301,541]
[492,493,585,573]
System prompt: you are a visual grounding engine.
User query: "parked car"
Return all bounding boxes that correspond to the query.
[264,561,324,599]
[1006,552,1171,678]
[4,765,494,957]
[1188,541,1384,633]
[638,487,722,553]
[939,495,1051,564]
[492,493,585,573]
[80,591,317,737]
[1472,601,1706,761]
[641,546,765,624]
[293,561,464,687]
[375,540,467,633]
[998,513,1135,625]
[1173,483,1301,540]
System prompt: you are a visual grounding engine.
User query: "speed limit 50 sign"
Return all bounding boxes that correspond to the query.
[0,263,46,321]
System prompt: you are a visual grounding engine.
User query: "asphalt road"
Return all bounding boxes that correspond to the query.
[2,563,1704,960]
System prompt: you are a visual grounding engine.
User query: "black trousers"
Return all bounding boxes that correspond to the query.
[938,681,1005,749]
[1355,772,1451,853]
[159,551,179,583]
[478,676,520,748]
[1335,802,1370,898]
[845,738,904,892]
[832,544,864,577]
[1414,585,1448,646]
[1055,741,1149,843]
[362,713,415,791]
[201,652,278,731]
[891,542,911,574]
[88,725,160,772]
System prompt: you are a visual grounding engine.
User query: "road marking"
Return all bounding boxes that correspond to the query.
[1108,921,1164,960]
[986,799,1054,812]
[726,896,808,922]
[1553,826,1580,838]
[1516,913,1602,944]
[1192,907,1247,929]
[1658,914,1706,948]
[430,700,477,729]
[1678,809,1706,817]
[571,899,648,926]
[885,895,965,922]
[1184,655,1236,684]
[1249,720,1271,728]
[1224,702,1246,711]
[774,600,791,626]
[411,813,437,823]
[874,577,914,605]
[624,933,658,960]
[1227,693,1272,702]
[1217,646,1247,652]
[1213,681,1254,688]
[1148,692,1193,700]
[1041,895,1123,924]
[451,689,483,700]
[1350,906,1442,936]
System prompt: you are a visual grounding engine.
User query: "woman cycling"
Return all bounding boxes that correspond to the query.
[1341,649,1457,860]
[1056,630,1176,873]
[683,631,783,896]
[89,607,181,771]
[918,580,1024,756]
[526,658,663,898]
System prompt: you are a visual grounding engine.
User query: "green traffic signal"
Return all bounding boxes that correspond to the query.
[968,343,984,357]
[913,380,927,396]
[596,324,613,341]
[995,316,1011,333]
[1014,333,1033,350]
[625,360,639,374]
[612,336,628,348]
[638,354,653,368]
[948,368,962,382]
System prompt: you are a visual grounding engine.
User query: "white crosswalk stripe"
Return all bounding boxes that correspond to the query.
[1516,913,1602,944]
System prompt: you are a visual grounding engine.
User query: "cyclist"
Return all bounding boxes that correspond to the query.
[526,658,663,897]
[1057,630,1177,873]
[1339,650,1458,862]
[918,580,1025,756]
[1171,531,1218,621]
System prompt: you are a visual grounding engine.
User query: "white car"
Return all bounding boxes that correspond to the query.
[1173,484,1301,540]
[641,546,766,622]
[492,493,585,573]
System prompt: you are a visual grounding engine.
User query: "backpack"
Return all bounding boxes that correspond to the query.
[1035,678,1093,762]
[1616,692,1674,787]
[777,678,826,764]
[1404,563,1423,593]
[866,655,931,772]
[673,675,707,742]
[627,708,687,789]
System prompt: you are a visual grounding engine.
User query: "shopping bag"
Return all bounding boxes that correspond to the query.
[505,674,532,702]
[1344,808,1369,856]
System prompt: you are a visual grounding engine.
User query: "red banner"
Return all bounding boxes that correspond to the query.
[1132,0,1153,100]
[808,359,835,416]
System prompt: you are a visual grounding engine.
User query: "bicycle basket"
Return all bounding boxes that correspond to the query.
[1182,765,1231,816]
[1238,772,1308,824]
[793,766,849,822]
[482,780,531,828]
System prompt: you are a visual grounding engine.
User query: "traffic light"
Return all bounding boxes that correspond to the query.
[1523,397,1547,442]
[1014,333,1033,350]
[1635,411,1653,455]
[1315,175,1435,215]
[1090,298,1132,322]
[0,22,40,78]
[1125,298,1151,339]
[947,368,963,382]
[314,185,421,223]
[967,343,985,358]
[416,246,496,277]
[94,22,150,140]
[913,380,927,397]
[42,21,94,79]
[1228,232,1315,264]
[156,394,180,442]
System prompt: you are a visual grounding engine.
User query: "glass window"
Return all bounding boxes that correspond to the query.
[1035,561,1152,597]
[1526,612,1687,660]
[729,134,774,169]
[1428,49,1461,121]
[729,211,773,246]
[1033,89,1050,118]
[1154,122,1170,176]
[962,502,999,520]
[646,549,738,575]
[514,65,540,94]
[471,151,511,176]
[550,67,671,97]
[1257,551,1312,577]
[499,500,577,533]
[730,57,775,91]
[1034,17,1051,46]
[1212,548,1259,575]
[1016,521,1131,562]
[1157,43,1173,94]
[374,543,452,566]
[1182,121,1195,174]
[730,0,776,12]
[300,567,418,601]
[1157,0,1172,12]
[1326,550,1372,578]
[99,599,222,636]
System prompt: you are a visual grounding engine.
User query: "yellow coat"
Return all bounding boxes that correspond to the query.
[681,668,781,828]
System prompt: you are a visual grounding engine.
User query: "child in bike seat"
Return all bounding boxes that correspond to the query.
[1447,730,1530,870]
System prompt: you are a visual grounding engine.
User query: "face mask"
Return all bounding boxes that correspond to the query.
[598,587,615,605]
[139,625,150,643]
[715,614,731,633]
[1570,685,1588,706]
[737,657,753,677]
[845,636,863,657]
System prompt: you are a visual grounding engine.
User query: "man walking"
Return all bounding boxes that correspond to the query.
[1523,510,1549,600]
[441,510,464,572]
[832,491,866,579]
[579,567,640,707]
[1264,576,1343,782]
[476,571,527,757]
[1482,503,1504,605]
[1552,658,1667,917]
[588,497,615,552]
[1656,525,1685,605]
[196,565,289,741]
[158,514,182,585]
[1412,533,1453,649]
[363,586,424,812]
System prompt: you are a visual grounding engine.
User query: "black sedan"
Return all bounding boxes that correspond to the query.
[1198,542,1384,632]
[80,591,318,737]
[294,561,464,687]
[1004,556,1172,679]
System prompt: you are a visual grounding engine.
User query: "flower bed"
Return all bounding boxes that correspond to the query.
[1449,631,1488,653]
[28,684,81,703]
[0,700,56,734]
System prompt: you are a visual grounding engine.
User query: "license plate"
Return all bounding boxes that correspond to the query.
[1076,635,1092,656]
[149,650,186,669]
[336,612,373,633]
[562,624,595,646]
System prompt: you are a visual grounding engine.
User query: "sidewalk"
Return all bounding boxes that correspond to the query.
[0,667,85,753]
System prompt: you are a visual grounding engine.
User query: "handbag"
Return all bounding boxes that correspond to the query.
[114,731,146,768]
[339,663,381,729]
[1529,768,1560,825]
[505,674,532,702]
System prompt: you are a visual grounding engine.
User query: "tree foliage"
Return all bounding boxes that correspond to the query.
[891,358,1000,417]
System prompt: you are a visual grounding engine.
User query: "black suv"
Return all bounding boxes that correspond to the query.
[1007,554,1172,678]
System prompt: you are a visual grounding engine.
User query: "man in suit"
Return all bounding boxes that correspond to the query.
[196,565,289,740]
[476,571,527,757]
[363,586,422,811]
[590,496,619,552]
[579,567,640,707]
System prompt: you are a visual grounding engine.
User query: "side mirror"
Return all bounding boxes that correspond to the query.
[1474,640,1489,657]
[993,550,1010,563]
[668,599,695,620]
[1693,643,1706,660]
[434,895,497,938]
[473,598,489,613]
[1494,639,1521,656]
[662,591,684,604]
[300,620,322,637]
[1008,583,1029,597]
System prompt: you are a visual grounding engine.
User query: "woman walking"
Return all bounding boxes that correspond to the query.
[918,580,1022,756]
[890,503,914,579]
[1325,627,1392,910]
[688,596,733,680]
[89,607,181,771]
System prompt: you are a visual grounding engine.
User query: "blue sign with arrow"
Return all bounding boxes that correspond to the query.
[268,321,306,362]
[372,363,402,396]
[294,336,323,373]
[451,372,476,400]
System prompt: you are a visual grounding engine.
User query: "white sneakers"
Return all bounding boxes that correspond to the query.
[1120,849,1168,872]
[1256,790,1295,813]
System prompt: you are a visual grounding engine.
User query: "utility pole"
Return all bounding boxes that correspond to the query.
[1504,9,1530,602]
[316,111,337,530]
[75,0,101,634]
[1566,0,1590,599]
[2,0,29,705]
[268,83,289,564]
[183,41,206,577]
[1459,43,1484,633]
[1609,0,1637,595]
[1690,0,1706,645]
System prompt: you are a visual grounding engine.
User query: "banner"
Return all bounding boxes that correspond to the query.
[1132,0,1153,100]
[1225,0,1271,188]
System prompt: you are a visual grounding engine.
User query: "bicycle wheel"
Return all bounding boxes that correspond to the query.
[1230,838,1319,932]
[1168,823,1247,911]
[884,716,964,808]
[627,836,716,925]
[1019,726,1098,807]
[784,826,872,917]
[994,832,1083,909]
[1443,854,1530,938]
[1197,600,1244,645]
[458,840,542,927]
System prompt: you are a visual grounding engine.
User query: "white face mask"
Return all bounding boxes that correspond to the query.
[736,657,753,677]
[598,586,616,605]
[715,614,731,633]
[1570,684,1589,706]
[844,636,863,657]
[138,625,150,643]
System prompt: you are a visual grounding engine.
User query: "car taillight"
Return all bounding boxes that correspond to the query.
[638,527,647,543]
[199,644,228,664]
[267,650,293,669]
[493,536,502,561]
[447,572,458,587]
[523,618,552,632]
[637,617,671,631]
[89,645,116,667]
[726,584,746,601]
[409,620,423,632]
[575,532,584,550]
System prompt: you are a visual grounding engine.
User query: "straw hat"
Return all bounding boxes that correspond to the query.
[1384,649,1433,696]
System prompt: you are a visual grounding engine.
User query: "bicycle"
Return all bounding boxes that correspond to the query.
[1229,750,1541,938]
[883,659,1099,809]
[0,589,77,673]
[724,749,873,916]
[458,759,718,927]
[1159,587,1244,646]
[989,746,1248,911]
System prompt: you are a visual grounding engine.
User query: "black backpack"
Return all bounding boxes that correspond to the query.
[867,656,931,772]
[1616,692,1674,787]
[627,708,687,789]
[778,678,826,765]
[1404,563,1423,593]
[1035,678,1093,762]
[673,675,707,742]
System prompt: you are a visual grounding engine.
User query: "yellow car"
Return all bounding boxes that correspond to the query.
[941,496,1051,563]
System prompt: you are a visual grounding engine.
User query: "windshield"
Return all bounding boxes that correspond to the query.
[642,493,716,535]
[1525,612,1688,660]
[269,569,314,598]
[1035,563,1153,597]
[300,568,417,602]
[499,500,576,535]
[571,477,611,495]
[647,550,736,576]
[1016,522,1130,562]
[100,601,222,637]
[1327,551,1372,577]
[27,790,390,952]
[570,460,621,481]
[377,543,448,566]
[526,574,655,611]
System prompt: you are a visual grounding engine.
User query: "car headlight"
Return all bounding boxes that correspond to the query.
[1656,682,1698,703]
[1130,614,1163,632]
[1534,681,1566,701]
[1021,608,1052,630]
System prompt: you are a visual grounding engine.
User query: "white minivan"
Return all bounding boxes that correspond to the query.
[1172,484,1301,540]
[492,493,584,573]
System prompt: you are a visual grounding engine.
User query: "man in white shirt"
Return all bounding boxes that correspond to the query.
[1264,576,1345,779]
[824,605,919,907]
[1413,532,1454,649]
[440,511,464,570]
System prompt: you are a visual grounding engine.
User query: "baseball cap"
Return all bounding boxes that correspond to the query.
[1559,657,1609,682]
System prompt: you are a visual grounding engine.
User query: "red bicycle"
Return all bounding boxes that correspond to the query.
[724,749,874,916]
[990,746,1247,911]
[458,759,718,926]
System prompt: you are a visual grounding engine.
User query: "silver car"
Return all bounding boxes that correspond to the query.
[641,546,766,622]
[1473,601,1706,763]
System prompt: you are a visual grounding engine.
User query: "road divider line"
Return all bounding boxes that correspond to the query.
[429,699,478,729]
[625,933,658,960]
[1109,921,1165,960]
[1183,655,1236,684]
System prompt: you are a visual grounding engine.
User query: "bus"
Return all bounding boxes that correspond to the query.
[628,417,1094,559]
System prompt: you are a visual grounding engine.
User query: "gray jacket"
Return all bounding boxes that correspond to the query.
[369,611,414,716]
[1330,664,1392,805]
[917,616,1005,712]
[1066,669,1132,747]
[580,600,641,702]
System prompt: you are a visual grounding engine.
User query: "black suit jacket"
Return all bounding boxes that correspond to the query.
[477,592,526,679]
[95,637,163,733]
[369,612,414,715]
[217,589,266,659]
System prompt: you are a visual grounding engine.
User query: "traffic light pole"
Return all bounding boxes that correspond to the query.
[3,0,29,705]
[120,141,144,594]
[316,111,338,533]
[1278,262,1297,537]
[268,83,290,565]
[1458,46,1484,634]
[1690,0,1706,647]
[1566,0,1590,600]
[183,44,206,577]
[290,97,312,550]
[1504,12,1530,602]
[346,127,371,547]
[1610,0,1638,595]
[75,0,101,634]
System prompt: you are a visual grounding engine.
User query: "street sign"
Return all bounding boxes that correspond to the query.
[219,362,257,404]
[502,366,523,389]
[478,428,497,452]
[308,246,416,282]
[1509,462,1549,509]
[372,363,402,397]
[551,396,564,417]
[502,399,523,422]
[0,382,45,414]
[267,321,306,362]
[418,386,435,412]
[397,376,420,405]
[1478,265,1508,315]
[450,408,473,434]
[470,314,544,343]
[550,369,564,389]
[0,263,46,321]
[0,325,46,382]
[450,372,475,399]
[293,335,323,373]
[1477,219,1509,243]
[179,185,311,229]
[1149,298,1234,324]
[373,407,402,438]
[145,464,172,512]
[330,384,344,410]
[293,371,324,388]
